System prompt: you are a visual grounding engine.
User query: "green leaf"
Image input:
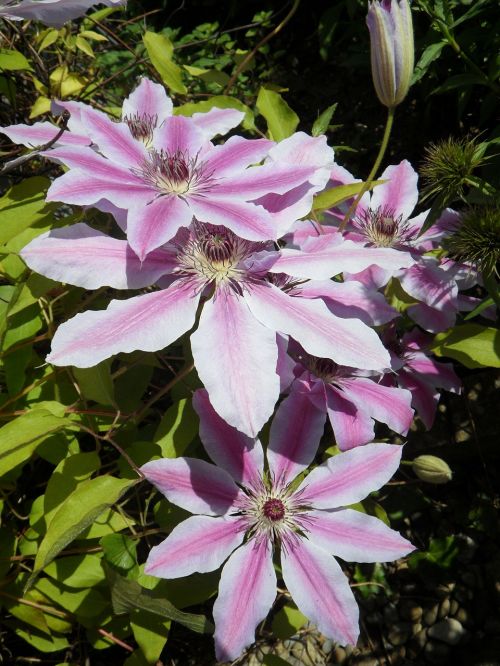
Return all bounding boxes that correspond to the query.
[271,603,307,639]
[175,95,255,131]
[131,610,170,664]
[429,324,500,368]
[312,180,384,212]
[411,42,446,85]
[143,32,187,95]
[100,533,137,573]
[154,398,198,458]
[0,409,74,477]
[33,577,107,622]
[311,103,337,136]
[256,87,299,141]
[75,35,94,58]
[0,48,32,71]
[263,656,293,666]
[45,554,105,588]
[73,360,115,405]
[464,296,495,320]
[106,566,213,634]
[0,177,55,244]
[30,476,136,585]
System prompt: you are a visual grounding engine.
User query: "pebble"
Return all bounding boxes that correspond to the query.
[388,622,412,646]
[438,597,450,619]
[408,628,427,656]
[330,647,346,663]
[455,607,471,627]
[423,603,439,626]
[428,618,466,645]
[450,598,459,615]
[424,640,451,663]
[365,611,382,625]
[457,534,477,563]
[383,602,399,625]
[400,600,423,622]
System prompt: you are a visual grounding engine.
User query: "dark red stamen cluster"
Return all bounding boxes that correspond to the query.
[262,498,285,522]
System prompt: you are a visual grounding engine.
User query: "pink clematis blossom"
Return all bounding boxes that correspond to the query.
[2,77,244,152]
[37,107,323,258]
[383,327,461,429]
[278,340,414,450]
[21,221,392,436]
[141,389,414,662]
[0,0,125,26]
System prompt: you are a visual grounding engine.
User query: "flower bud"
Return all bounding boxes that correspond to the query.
[412,455,453,484]
[367,0,415,108]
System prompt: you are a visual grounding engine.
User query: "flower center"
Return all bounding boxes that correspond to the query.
[356,206,411,248]
[174,223,264,291]
[124,112,157,146]
[136,149,212,196]
[262,498,286,522]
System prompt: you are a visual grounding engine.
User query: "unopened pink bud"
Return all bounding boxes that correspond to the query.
[367,0,415,108]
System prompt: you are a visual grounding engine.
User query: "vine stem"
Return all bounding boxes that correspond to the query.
[339,106,395,232]
[224,0,301,94]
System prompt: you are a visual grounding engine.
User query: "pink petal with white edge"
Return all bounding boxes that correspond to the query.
[201,135,273,177]
[152,114,207,156]
[2,122,89,148]
[269,132,335,171]
[400,261,458,311]
[297,443,403,508]
[46,169,149,208]
[267,390,326,489]
[214,539,276,662]
[271,235,414,280]
[145,515,245,578]
[371,160,418,221]
[43,146,141,182]
[191,107,245,138]
[306,509,414,562]
[141,457,243,516]
[245,282,390,371]
[191,289,279,437]
[126,194,193,260]
[407,354,460,392]
[188,195,276,242]
[20,223,175,289]
[297,280,398,326]
[341,378,414,436]
[326,385,375,451]
[80,106,147,167]
[122,77,172,123]
[281,537,359,646]
[193,389,264,488]
[407,302,456,333]
[47,280,200,368]
[211,164,317,199]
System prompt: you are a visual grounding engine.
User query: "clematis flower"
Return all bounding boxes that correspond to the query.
[35,108,323,258]
[279,340,414,450]
[2,77,244,152]
[141,389,414,662]
[0,0,125,26]
[21,220,392,436]
[383,327,461,429]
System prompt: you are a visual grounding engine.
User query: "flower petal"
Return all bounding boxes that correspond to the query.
[212,164,317,199]
[141,457,243,516]
[281,537,359,645]
[2,122,89,148]
[191,289,279,437]
[267,389,326,488]
[122,77,172,123]
[144,514,245,578]
[326,384,375,451]
[371,160,418,221]
[47,281,199,367]
[306,509,414,562]
[214,539,276,662]
[191,107,245,138]
[126,194,193,260]
[341,377,414,436]
[46,169,149,208]
[188,196,276,242]
[398,369,439,430]
[297,443,403,508]
[201,135,273,176]
[80,106,147,167]
[145,514,245,578]
[245,282,390,371]
[152,114,206,156]
[193,388,265,487]
[20,223,175,289]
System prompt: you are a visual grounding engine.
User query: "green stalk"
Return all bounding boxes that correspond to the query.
[339,106,395,232]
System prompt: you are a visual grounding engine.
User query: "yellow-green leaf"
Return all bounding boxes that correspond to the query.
[256,87,299,141]
[143,32,187,95]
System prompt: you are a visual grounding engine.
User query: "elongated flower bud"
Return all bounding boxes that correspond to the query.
[367,0,415,108]
[412,455,452,484]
